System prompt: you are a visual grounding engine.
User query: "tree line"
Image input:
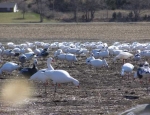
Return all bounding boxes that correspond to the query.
[16,0,150,22]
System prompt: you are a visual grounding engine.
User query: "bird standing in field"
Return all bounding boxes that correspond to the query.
[30,57,55,94]
[121,63,134,80]
[20,59,38,78]
[0,62,20,76]
[19,54,27,67]
[113,52,133,63]
[41,69,79,100]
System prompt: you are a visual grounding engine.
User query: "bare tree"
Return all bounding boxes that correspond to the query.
[36,0,44,22]
[46,0,55,18]
[126,0,150,21]
[82,0,101,22]
[65,0,81,22]
[18,0,28,19]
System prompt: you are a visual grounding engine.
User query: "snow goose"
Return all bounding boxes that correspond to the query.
[29,57,54,93]
[30,71,49,94]
[7,42,15,48]
[20,59,38,78]
[0,62,20,75]
[33,45,41,56]
[41,69,79,100]
[140,50,150,61]
[93,48,109,59]
[65,53,77,62]
[55,53,77,64]
[51,42,59,49]
[111,49,124,56]
[134,61,150,91]
[86,54,108,71]
[86,54,95,65]
[133,53,141,63]
[25,47,33,53]
[113,52,133,63]
[121,63,134,80]
[42,43,50,49]
[24,52,35,60]
[54,49,63,57]
[87,59,108,68]
[134,61,150,81]
[2,49,15,57]
[26,42,35,48]
[19,54,27,67]
[92,49,101,54]
[79,48,89,57]
[67,48,80,54]
[37,48,49,58]
[39,57,55,71]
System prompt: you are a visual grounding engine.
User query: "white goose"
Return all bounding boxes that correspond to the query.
[30,57,55,93]
[39,57,55,71]
[134,61,150,82]
[113,52,133,63]
[55,53,77,63]
[24,52,35,60]
[33,45,41,56]
[41,69,79,100]
[86,54,108,69]
[0,62,20,75]
[93,48,109,59]
[121,63,134,80]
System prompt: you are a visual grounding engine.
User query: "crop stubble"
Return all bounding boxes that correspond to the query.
[0,23,150,115]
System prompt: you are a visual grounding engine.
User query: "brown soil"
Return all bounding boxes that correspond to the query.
[0,23,150,115]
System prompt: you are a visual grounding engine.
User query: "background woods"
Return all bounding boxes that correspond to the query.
[1,0,150,22]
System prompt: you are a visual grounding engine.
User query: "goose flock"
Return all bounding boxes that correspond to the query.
[1,41,150,105]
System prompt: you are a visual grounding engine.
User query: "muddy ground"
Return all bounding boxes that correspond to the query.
[0,23,150,115]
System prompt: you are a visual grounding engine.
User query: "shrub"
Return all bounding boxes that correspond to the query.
[143,14,148,21]
[112,12,116,19]
[117,12,122,19]
[128,12,133,19]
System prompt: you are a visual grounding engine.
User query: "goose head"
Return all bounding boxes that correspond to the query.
[86,58,91,65]
[48,57,54,63]
[73,79,79,88]
[102,59,108,67]
[90,53,95,59]
[143,61,149,68]
[33,59,38,66]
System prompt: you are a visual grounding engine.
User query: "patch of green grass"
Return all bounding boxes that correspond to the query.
[0,12,58,23]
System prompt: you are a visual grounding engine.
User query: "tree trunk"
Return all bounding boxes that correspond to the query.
[134,10,139,21]
[36,0,43,23]
[40,12,43,22]
[106,9,108,19]
[73,0,78,22]
[85,10,88,22]
[74,9,77,22]
[23,12,25,19]
[90,10,95,21]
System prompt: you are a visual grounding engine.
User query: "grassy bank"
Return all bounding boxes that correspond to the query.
[0,12,57,23]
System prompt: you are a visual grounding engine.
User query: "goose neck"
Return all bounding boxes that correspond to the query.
[47,59,54,70]
[72,78,79,86]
